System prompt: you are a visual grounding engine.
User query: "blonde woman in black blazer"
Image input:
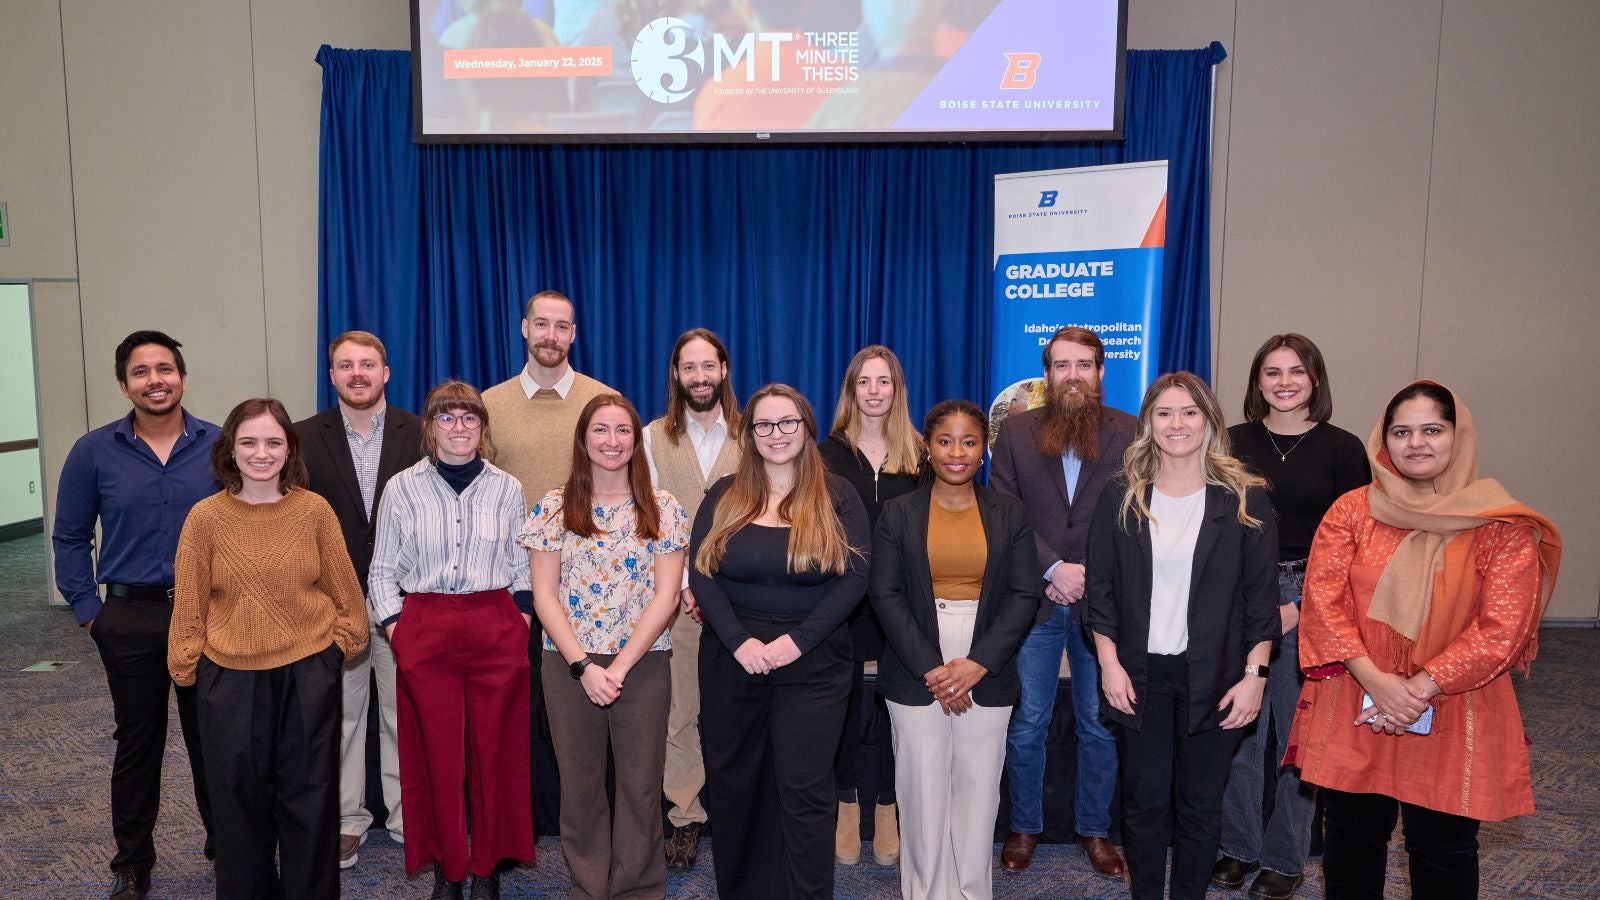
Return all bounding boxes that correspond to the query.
[869,401,1040,900]
[1083,373,1280,900]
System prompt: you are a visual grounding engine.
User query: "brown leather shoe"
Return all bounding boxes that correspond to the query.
[1000,832,1038,871]
[1078,836,1127,878]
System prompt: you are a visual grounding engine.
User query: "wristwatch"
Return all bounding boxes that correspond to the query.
[569,657,593,680]
[1245,663,1270,678]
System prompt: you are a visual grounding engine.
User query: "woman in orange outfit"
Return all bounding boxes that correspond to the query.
[1288,381,1561,898]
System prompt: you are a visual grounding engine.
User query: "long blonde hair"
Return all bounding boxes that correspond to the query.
[1118,372,1265,529]
[696,384,857,576]
[829,346,924,474]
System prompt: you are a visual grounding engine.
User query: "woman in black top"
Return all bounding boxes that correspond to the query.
[818,345,924,866]
[690,383,871,900]
[1211,335,1370,899]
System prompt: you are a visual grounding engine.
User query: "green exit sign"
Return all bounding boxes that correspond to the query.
[0,201,9,247]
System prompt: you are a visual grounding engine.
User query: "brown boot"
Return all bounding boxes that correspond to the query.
[872,803,900,866]
[1001,832,1038,871]
[835,801,862,865]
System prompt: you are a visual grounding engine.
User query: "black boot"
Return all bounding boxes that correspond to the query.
[469,870,501,900]
[429,864,465,899]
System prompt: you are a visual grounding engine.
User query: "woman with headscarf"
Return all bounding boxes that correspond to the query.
[1288,381,1562,898]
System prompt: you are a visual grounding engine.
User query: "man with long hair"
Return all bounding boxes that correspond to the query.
[989,326,1137,877]
[640,328,742,869]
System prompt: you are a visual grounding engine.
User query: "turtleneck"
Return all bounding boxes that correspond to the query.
[436,454,485,494]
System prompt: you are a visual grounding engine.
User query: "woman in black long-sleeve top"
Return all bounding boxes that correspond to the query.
[1082,373,1280,900]
[690,383,871,900]
[869,400,1040,900]
[818,345,924,866]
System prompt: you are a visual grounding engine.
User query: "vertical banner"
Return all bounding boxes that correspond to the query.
[990,161,1167,430]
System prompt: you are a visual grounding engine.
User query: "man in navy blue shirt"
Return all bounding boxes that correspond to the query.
[54,331,219,900]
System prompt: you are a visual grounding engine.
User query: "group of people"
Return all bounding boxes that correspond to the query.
[55,289,1561,900]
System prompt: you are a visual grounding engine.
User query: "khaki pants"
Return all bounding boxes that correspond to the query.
[338,620,402,839]
[663,609,707,827]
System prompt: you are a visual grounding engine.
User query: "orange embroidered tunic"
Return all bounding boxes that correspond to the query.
[1287,488,1542,822]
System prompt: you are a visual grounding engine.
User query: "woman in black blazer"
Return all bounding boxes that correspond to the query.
[1083,373,1280,900]
[869,400,1041,900]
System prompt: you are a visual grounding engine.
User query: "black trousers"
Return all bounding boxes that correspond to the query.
[89,595,214,872]
[1321,788,1481,899]
[701,614,852,900]
[834,656,897,807]
[1116,653,1242,900]
[197,644,344,900]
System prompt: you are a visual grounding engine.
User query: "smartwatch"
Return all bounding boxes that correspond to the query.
[1245,663,1270,678]
[569,657,593,680]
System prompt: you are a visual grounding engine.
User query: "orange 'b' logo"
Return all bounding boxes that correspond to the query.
[1001,53,1041,90]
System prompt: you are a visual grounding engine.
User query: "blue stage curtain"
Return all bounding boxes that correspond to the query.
[317,42,1227,420]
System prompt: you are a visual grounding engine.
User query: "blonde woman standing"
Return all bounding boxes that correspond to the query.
[1083,373,1281,900]
[819,345,924,866]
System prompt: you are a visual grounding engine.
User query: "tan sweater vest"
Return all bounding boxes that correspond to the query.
[646,418,741,526]
[481,371,612,506]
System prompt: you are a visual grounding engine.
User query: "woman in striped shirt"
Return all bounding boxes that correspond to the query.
[367,380,535,900]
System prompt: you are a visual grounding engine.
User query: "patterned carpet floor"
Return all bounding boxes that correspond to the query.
[1,532,1595,898]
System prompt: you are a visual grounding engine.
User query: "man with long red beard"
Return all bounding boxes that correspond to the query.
[991,326,1137,879]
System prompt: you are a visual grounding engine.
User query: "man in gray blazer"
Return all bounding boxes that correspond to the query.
[293,331,423,869]
[990,327,1137,877]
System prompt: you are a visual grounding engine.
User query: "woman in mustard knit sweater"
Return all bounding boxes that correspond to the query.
[169,397,367,900]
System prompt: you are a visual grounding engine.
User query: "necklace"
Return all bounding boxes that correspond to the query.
[1265,426,1312,462]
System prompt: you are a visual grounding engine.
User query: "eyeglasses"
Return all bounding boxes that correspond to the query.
[751,418,803,437]
[434,413,482,430]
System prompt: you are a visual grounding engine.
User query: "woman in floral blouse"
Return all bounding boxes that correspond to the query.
[522,393,688,900]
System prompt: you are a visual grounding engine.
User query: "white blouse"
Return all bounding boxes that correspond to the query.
[1147,487,1206,655]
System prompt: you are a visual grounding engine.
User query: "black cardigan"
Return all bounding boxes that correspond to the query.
[868,483,1042,707]
[1082,480,1281,733]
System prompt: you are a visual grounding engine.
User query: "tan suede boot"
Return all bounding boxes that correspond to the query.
[872,802,900,866]
[835,801,862,865]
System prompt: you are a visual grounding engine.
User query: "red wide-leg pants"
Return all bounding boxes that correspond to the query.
[393,590,535,880]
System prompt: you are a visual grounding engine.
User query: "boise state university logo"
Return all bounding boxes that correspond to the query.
[631,17,704,103]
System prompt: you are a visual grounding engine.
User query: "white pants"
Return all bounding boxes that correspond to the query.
[886,600,1013,900]
[339,619,403,840]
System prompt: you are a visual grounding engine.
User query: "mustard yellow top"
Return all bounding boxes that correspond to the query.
[928,501,986,601]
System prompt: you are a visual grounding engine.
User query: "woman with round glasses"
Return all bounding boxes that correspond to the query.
[690,383,871,900]
[368,380,535,899]
[819,346,924,866]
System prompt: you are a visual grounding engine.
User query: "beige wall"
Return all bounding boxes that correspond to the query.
[2,0,1594,618]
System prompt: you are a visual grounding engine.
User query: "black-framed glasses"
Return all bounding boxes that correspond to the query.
[434,412,482,430]
[751,418,803,437]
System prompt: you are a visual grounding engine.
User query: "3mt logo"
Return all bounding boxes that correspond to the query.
[1038,191,1059,208]
[631,17,704,103]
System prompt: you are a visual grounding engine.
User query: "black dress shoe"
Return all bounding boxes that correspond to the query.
[109,868,151,900]
[429,865,465,900]
[204,834,217,861]
[469,870,501,900]
[1210,856,1259,890]
[1249,869,1304,900]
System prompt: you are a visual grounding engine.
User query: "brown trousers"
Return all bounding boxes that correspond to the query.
[541,650,671,899]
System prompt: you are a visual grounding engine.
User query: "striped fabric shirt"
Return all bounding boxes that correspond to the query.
[343,404,386,519]
[367,457,532,625]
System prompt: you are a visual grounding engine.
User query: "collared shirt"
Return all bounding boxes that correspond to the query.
[342,401,387,520]
[641,412,729,487]
[517,363,576,400]
[1062,449,1082,505]
[367,457,532,625]
[52,409,221,624]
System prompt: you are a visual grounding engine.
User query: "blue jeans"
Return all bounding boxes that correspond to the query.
[1004,601,1117,837]
[1217,568,1316,876]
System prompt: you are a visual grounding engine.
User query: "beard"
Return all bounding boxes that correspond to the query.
[1036,378,1103,462]
[531,342,568,369]
[335,381,381,411]
[680,377,722,414]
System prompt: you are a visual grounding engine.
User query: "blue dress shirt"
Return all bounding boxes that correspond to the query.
[52,409,221,624]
